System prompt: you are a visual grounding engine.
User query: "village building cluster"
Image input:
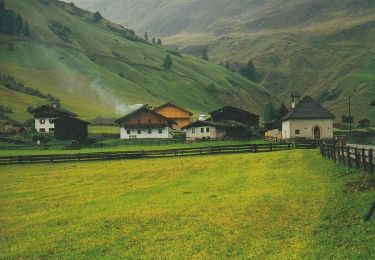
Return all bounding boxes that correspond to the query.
[4,93,371,142]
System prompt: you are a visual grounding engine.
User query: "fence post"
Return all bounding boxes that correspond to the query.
[254,144,258,153]
[341,145,345,165]
[369,149,374,174]
[270,143,272,152]
[288,143,291,150]
[347,147,352,168]
[355,148,360,169]
[362,148,367,172]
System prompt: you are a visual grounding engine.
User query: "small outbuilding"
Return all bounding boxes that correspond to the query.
[209,106,259,129]
[358,119,370,128]
[54,116,90,141]
[182,120,246,141]
[282,96,335,140]
[153,102,193,129]
[116,106,176,139]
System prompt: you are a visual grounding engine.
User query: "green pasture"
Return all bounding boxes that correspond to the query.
[0,150,374,258]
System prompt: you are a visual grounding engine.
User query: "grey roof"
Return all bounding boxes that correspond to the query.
[282,96,335,121]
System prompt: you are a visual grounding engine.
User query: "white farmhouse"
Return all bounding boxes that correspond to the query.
[31,105,77,133]
[282,96,335,140]
[115,106,175,139]
[182,120,246,141]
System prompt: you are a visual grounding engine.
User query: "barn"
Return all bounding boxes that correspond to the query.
[115,106,176,139]
[182,120,246,141]
[153,102,193,129]
[31,105,77,133]
[282,96,335,140]
[54,116,90,141]
[209,106,259,129]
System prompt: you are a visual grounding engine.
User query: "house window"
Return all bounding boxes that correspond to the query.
[127,129,131,135]
[201,128,205,133]
[192,128,196,134]
[148,119,152,124]
[49,119,54,124]
[206,127,210,133]
[148,129,152,134]
[39,128,45,132]
[137,129,142,134]
[49,128,55,132]
[295,129,300,135]
[158,128,163,134]
[40,119,45,124]
[137,119,141,124]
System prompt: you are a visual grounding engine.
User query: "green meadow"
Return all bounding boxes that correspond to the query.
[1,150,374,258]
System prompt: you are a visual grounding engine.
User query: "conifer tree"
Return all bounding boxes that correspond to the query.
[264,102,277,123]
[152,37,156,44]
[0,0,5,11]
[277,103,288,120]
[201,47,209,61]
[144,32,148,42]
[157,38,162,45]
[163,54,172,70]
[239,60,256,81]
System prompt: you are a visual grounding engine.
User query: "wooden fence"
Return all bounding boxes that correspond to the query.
[320,143,374,174]
[0,142,305,165]
[320,143,375,222]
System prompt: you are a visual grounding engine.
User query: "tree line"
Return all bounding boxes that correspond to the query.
[0,0,30,36]
[263,102,289,125]
[144,32,163,46]
[0,74,61,107]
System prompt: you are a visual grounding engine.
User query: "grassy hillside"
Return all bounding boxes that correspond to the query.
[0,0,272,122]
[71,0,375,119]
[1,150,374,258]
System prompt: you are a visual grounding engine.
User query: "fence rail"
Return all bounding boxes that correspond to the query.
[320,143,374,174]
[0,142,311,165]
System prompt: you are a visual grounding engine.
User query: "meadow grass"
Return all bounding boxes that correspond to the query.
[0,150,374,258]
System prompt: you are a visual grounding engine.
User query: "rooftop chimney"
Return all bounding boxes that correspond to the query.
[199,114,207,121]
[291,92,300,109]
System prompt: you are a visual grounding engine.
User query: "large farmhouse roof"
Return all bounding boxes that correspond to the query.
[210,106,259,118]
[115,106,176,125]
[153,102,193,116]
[282,96,335,121]
[31,105,77,118]
[182,120,246,130]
